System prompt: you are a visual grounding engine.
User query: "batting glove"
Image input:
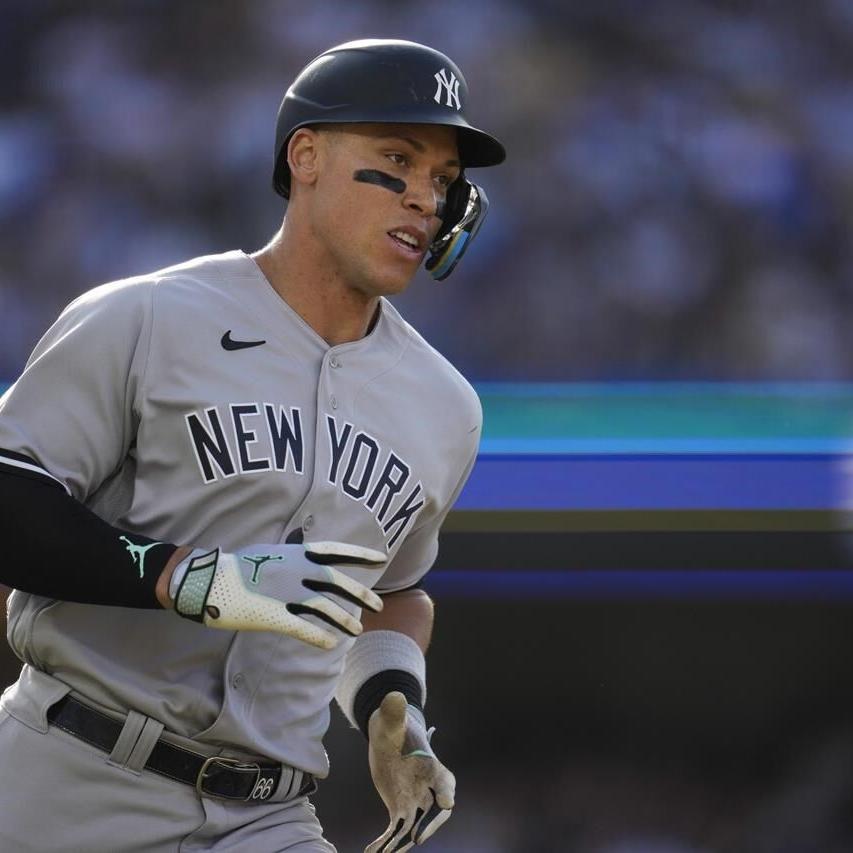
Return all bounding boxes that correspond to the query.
[171,541,385,650]
[365,691,455,853]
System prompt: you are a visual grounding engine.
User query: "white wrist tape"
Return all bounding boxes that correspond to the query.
[335,629,427,729]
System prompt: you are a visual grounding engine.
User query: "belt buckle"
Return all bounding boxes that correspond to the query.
[195,755,261,800]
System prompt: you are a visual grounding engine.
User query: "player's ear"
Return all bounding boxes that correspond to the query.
[287,128,322,191]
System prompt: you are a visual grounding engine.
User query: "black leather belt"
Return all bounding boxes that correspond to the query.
[47,695,315,803]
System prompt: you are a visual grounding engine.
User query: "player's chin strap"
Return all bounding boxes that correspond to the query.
[425,176,489,282]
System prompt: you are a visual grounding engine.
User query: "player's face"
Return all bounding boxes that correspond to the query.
[314,123,461,297]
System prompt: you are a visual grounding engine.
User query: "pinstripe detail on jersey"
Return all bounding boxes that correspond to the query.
[0,449,71,494]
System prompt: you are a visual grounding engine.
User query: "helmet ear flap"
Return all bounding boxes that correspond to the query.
[426,179,489,281]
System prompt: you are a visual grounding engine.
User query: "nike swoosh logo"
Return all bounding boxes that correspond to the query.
[221,331,266,351]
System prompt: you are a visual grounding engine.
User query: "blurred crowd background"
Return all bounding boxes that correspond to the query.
[3,0,853,382]
[4,1,853,851]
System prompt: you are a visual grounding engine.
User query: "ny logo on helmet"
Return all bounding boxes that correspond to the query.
[433,68,461,110]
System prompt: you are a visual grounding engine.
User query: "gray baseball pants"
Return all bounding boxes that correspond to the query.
[0,670,336,852]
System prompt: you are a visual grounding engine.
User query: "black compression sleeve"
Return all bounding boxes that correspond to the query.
[0,463,177,608]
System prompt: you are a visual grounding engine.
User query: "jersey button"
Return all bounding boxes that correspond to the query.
[330,356,341,368]
[303,515,314,531]
[231,673,245,689]
[330,395,338,409]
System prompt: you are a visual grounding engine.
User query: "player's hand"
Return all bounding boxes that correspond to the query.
[365,692,455,853]
[171,541,385,650]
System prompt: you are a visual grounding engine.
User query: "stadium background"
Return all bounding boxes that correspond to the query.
[3,2,853,850]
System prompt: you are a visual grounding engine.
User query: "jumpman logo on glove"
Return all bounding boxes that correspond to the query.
[241,554,285,585]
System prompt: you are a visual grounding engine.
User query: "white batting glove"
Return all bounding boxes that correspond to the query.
[171,541,385,650]
[365,692,455,853]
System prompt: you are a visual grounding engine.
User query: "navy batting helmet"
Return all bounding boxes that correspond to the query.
[272,38,505,199]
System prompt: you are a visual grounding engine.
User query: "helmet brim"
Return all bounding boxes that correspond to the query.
[457,125,506,168]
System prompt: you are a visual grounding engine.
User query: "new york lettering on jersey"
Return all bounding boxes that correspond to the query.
[184,405,425,549]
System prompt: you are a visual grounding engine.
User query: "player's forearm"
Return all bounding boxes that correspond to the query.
[361,588,434,653]
[0,467,178,608]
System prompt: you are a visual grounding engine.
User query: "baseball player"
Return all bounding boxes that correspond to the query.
[0,39,504,852]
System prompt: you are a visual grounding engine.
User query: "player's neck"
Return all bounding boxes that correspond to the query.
[251,226,379,347]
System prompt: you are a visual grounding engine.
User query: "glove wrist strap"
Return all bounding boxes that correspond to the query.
[173,548,220,621]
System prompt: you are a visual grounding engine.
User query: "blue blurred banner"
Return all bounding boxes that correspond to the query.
[460,453,840,510]
[459,382,852,511]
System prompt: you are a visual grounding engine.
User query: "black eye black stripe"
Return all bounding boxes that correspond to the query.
[354,169,406,194]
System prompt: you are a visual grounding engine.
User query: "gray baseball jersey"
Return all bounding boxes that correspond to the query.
[0,249,480,776]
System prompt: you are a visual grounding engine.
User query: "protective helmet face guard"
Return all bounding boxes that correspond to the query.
[426,178,489,281]
[273,39,505,280]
